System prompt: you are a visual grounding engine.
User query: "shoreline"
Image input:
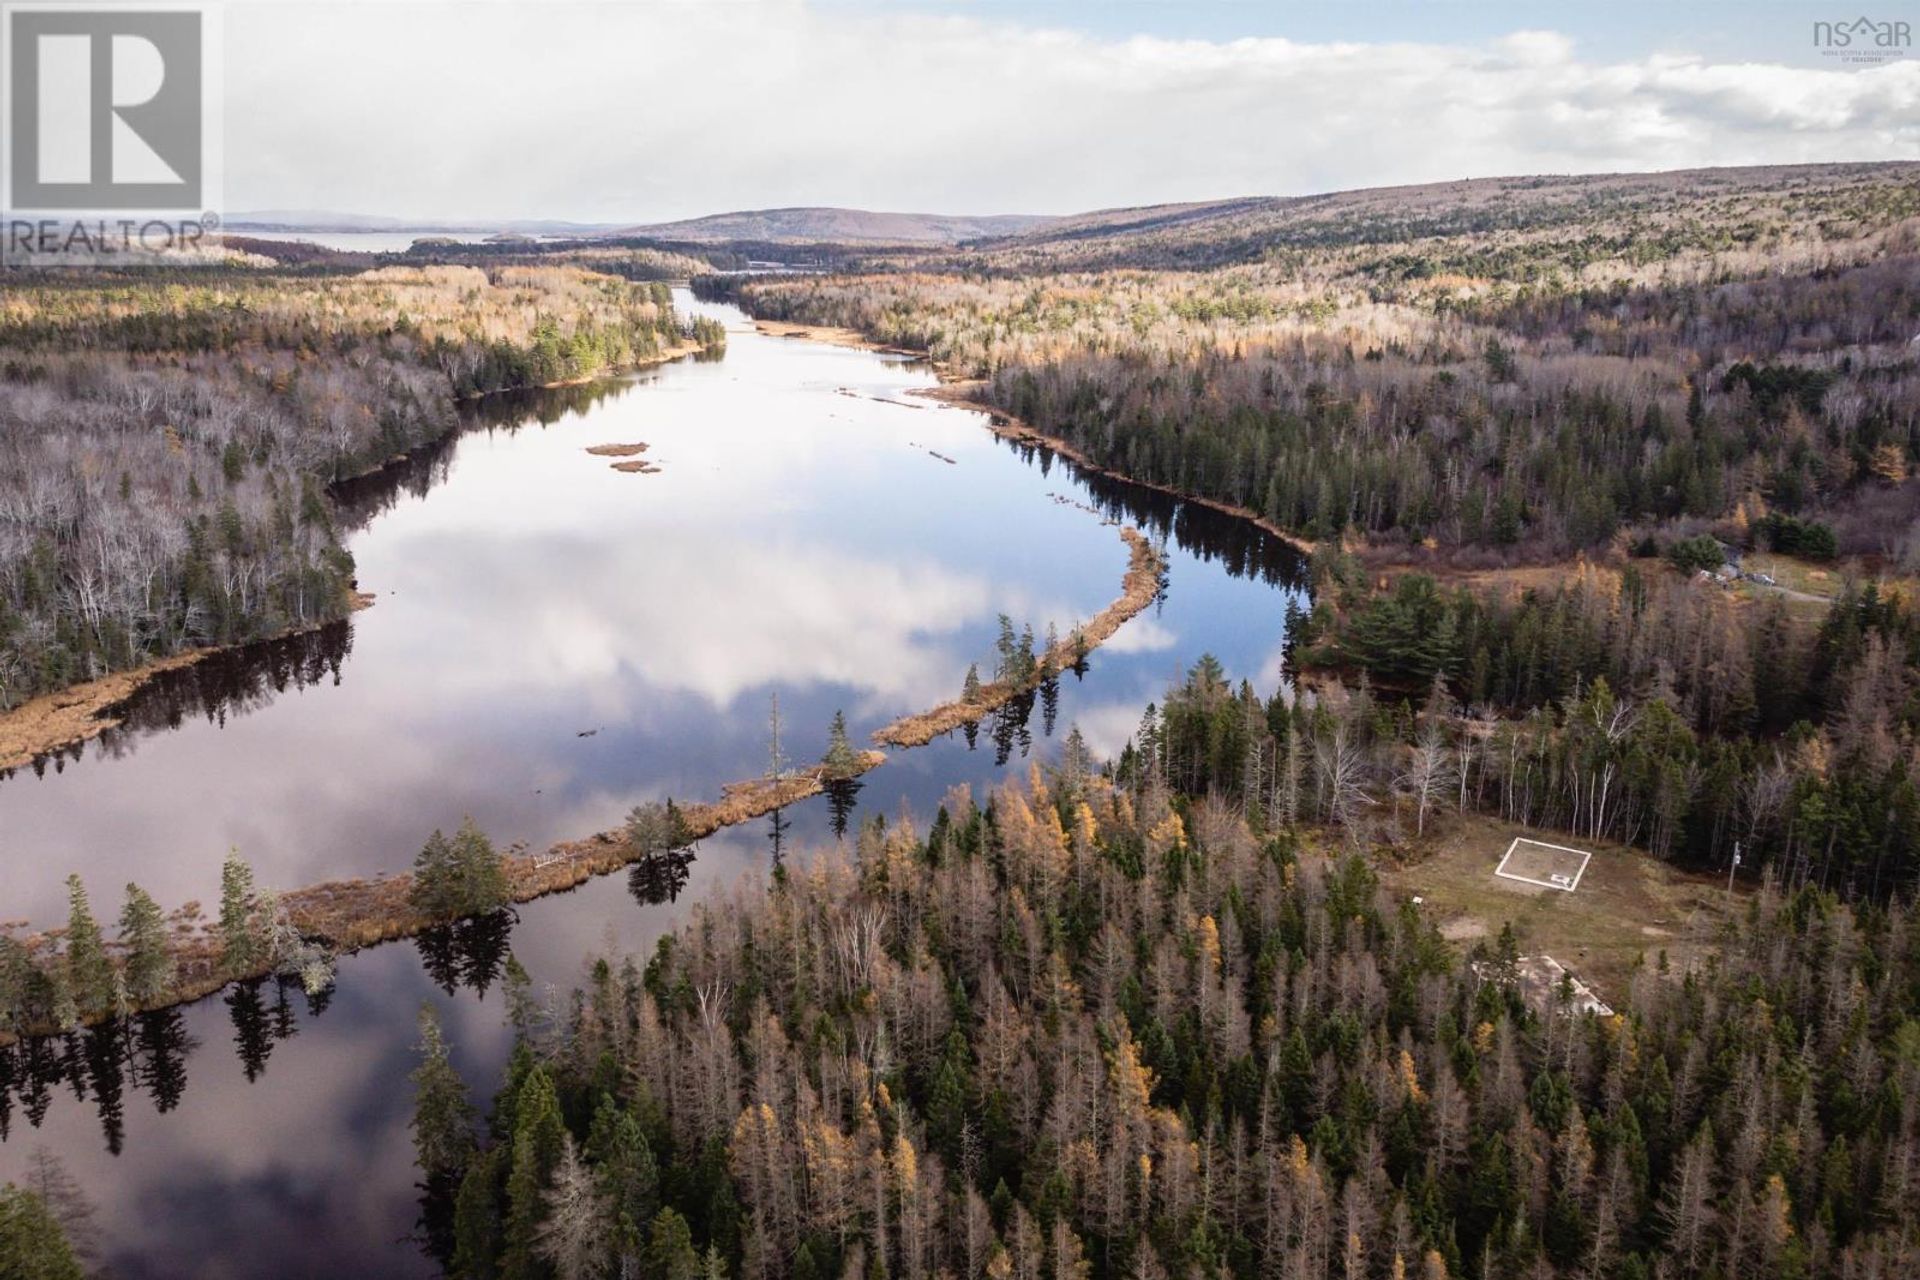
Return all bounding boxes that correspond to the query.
[750,318,923,358]
[0,340,711,775]
[3,519,1163,1039]
[742,308,1322,560]
[0,591,376,776]
[81,751,893,1029]
[329,336,707,485]
[909,380,1319,560]
[874,527,1160,747]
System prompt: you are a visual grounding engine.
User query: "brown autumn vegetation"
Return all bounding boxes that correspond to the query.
[430,760,1920,1280]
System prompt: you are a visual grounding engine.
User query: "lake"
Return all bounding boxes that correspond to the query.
[221,229,502,253]
[0,293,1306,1277]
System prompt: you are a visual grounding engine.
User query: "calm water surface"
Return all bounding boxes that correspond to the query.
[223,229,499,253]
[0,295,1305,1277]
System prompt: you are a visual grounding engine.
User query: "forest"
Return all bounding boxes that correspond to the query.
[5,163,1920,1274]
[716,168,1920,563]
[704,162,1920,903]
[385,762,1920,1280]
[0,265,723,709]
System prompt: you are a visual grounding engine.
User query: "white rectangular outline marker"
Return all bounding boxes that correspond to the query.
[1493,837,1592,892]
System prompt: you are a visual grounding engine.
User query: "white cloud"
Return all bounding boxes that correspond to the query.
[1100,614,1179,656]
[220,2,1920,221]
[1060,697,1153,762]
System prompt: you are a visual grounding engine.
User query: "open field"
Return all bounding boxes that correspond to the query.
[1734,551,1917,607]
[1377,810,1737,995]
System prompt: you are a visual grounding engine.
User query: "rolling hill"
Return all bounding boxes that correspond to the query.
[608,206,1056,245]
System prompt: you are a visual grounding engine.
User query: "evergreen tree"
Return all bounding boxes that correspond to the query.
[19,1150,96,1274]
[585,1096,659,1234]
[44,964,77,1033]
[452,819,510,917]
[626,800,695,864]
[0,936,34,1035]
[0,1185,84,1280]
[503,954,537,1043]
[452,1148,506,1280]
[412,830,461,919]
[502,1065,567,1280]
[644,1208,701,1280]
[413,820,509,921]
[219,850,261,972]
[412,1005,477,1183]
[62,876,113,1019]
[118,882,173,1006]
[821,710,862,780]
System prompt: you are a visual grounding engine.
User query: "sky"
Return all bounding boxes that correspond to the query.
[219,0,1920,224]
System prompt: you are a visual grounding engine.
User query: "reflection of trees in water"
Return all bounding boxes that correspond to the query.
[767,807,790,866]
[458,374,635,434]
[953,676,1081,765]
[337,373,640,534]
[6,1034,58,1132]
[823,777,864,838]
[994,436,1309,590]
[628,848,695,906]
[9,376,652,778]
[0,1009,197,1152]
[7,620,355,780]
[416,909,516,996]
[106,620,353,749]
[136,1010,192,1116]
[79,1021,125,1155]
[228,979,296,1083]
[989,687,1038,766]
[328,427,459,531]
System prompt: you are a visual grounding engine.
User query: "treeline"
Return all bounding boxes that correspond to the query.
[725,167,1920,564]
[982,262,1920,555]
[412,764,1920,1280]
[0,805,530,1038]
[960,164,1920,277]
[402,244,717,282]
[0,850,338,1039]
[0,267,718,709]
[1249,542,1920,892]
